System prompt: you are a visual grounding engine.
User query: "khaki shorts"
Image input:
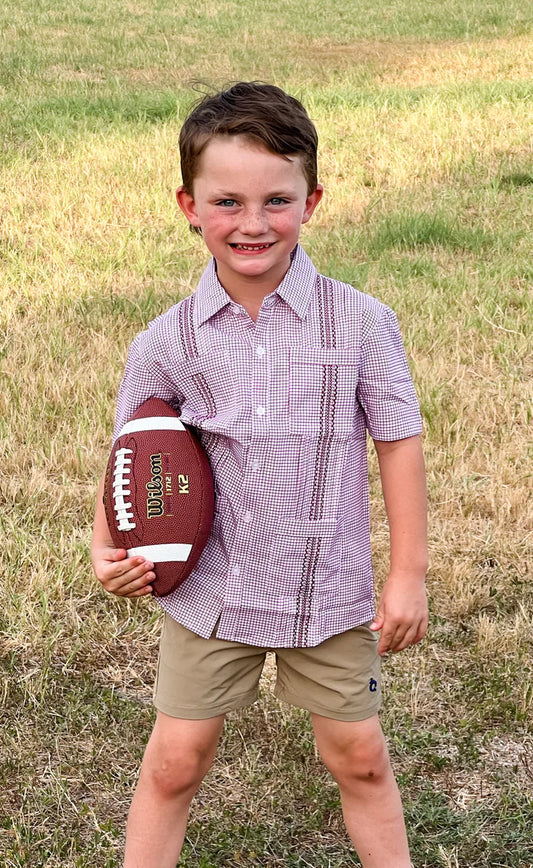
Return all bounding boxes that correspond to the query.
[154,614,381,722]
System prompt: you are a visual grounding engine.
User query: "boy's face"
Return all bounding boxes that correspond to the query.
[176,135,322,299]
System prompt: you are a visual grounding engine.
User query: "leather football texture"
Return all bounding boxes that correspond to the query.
[103,397,214,596]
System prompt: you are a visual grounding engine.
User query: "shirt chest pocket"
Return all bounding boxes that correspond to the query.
[178,352,240,429]
[289,348,359,437]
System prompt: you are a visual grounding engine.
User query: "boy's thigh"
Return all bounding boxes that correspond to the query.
[154,614,268,719]
[274,624,381,721]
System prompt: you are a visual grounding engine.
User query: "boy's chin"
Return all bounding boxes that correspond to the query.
[216,254,291,287]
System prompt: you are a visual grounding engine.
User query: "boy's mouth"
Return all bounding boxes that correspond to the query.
[230,242,274,251]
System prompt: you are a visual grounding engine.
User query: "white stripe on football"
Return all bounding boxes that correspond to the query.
[126,543,193,562]
[118,416,186,436]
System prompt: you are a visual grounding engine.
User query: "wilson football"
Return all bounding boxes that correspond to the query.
[103,397,214,596]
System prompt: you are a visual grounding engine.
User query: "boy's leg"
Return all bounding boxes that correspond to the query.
[275,624,410,866]
[311,713,411,868]
[124,711,224,868]
[124,614,269,867]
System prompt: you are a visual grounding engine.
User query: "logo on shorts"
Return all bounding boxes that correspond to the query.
[369,678,378,693]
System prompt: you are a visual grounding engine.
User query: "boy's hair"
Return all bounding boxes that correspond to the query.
[179,81,319,200]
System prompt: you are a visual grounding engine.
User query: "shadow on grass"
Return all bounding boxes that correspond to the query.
[498,173,533,188]
[366,211,492,256]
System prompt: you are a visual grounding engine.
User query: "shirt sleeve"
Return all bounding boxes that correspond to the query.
[356,304,423,441]
[112,321,184,442]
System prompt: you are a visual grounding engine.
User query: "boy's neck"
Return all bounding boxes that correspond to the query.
[215,262,290,322]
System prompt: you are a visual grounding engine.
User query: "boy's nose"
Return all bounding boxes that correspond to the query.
[239,208,268,236]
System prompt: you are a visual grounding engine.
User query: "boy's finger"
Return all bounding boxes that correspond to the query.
[108,571,155,596]
[390,630,414,653]
[378,629,395,655]
[126,586,153,598]
[112,567,155,589]
[116,578,154,597]
[111,557,154,579]
[109,548,127,560]
[378,621,411,654]
[369,612,384,631]
[388,619,426,653]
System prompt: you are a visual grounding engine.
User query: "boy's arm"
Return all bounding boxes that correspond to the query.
[370,434,428,656]
[91,473,155,598]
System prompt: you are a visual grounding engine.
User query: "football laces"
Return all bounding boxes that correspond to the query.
[112,447,136,531]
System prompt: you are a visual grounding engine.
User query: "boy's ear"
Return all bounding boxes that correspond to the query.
[176,186,201,230]
[301,184,323,225]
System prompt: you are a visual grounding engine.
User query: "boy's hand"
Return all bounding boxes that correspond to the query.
[92,545,155,598]
[369,572,428,656]
[371,435,428,656]
[91,472,154,598]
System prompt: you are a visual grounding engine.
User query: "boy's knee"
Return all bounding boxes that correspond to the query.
[144,750,208,799]
[141,714,223,800]
[315,717,391,786]
[331,740,389,785]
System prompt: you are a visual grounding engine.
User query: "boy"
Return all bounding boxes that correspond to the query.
[92,82,428,868]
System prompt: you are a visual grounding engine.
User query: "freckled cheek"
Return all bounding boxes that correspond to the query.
[199,215,234,240]
[212,213,238,231]
[270,213,302,238]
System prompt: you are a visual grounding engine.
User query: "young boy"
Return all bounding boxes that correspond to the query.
[92,82,428,868]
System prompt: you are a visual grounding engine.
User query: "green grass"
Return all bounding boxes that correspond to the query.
[1,0,533,865]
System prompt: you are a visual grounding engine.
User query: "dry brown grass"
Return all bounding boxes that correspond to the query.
[306,35,533,85]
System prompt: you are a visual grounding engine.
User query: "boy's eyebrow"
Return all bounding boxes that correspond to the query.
[211,187,299,198]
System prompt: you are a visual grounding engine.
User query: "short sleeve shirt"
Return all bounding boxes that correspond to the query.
[113,245,422,647]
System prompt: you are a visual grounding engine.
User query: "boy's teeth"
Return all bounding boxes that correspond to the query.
[233,243,270,250]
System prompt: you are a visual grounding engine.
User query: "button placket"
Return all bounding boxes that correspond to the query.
[252,322,269,426]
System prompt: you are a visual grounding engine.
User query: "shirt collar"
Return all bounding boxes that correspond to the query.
[194,259,232,326]
[194,243,318,326]
[275,244,318,320]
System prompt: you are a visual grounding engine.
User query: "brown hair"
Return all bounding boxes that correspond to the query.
[179,81,319,199]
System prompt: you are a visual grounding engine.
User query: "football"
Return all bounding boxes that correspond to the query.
[103,397,214,597]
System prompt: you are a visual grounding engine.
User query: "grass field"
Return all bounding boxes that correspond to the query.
[1,0,532,865]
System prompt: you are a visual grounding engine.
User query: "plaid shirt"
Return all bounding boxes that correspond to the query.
[114,245,422,647]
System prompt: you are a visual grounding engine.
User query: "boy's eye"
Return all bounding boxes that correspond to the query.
[216,199,237,207]
[269,197,288,205]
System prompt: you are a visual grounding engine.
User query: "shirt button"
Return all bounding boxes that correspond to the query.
[242,511,252,524]
[231,565,241,577]
[231,304,240,315]
[256,405,266,416]
[256,345,266,357]
[250,460,260,472]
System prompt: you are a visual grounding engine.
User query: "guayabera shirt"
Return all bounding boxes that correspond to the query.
[114,245,422,647]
